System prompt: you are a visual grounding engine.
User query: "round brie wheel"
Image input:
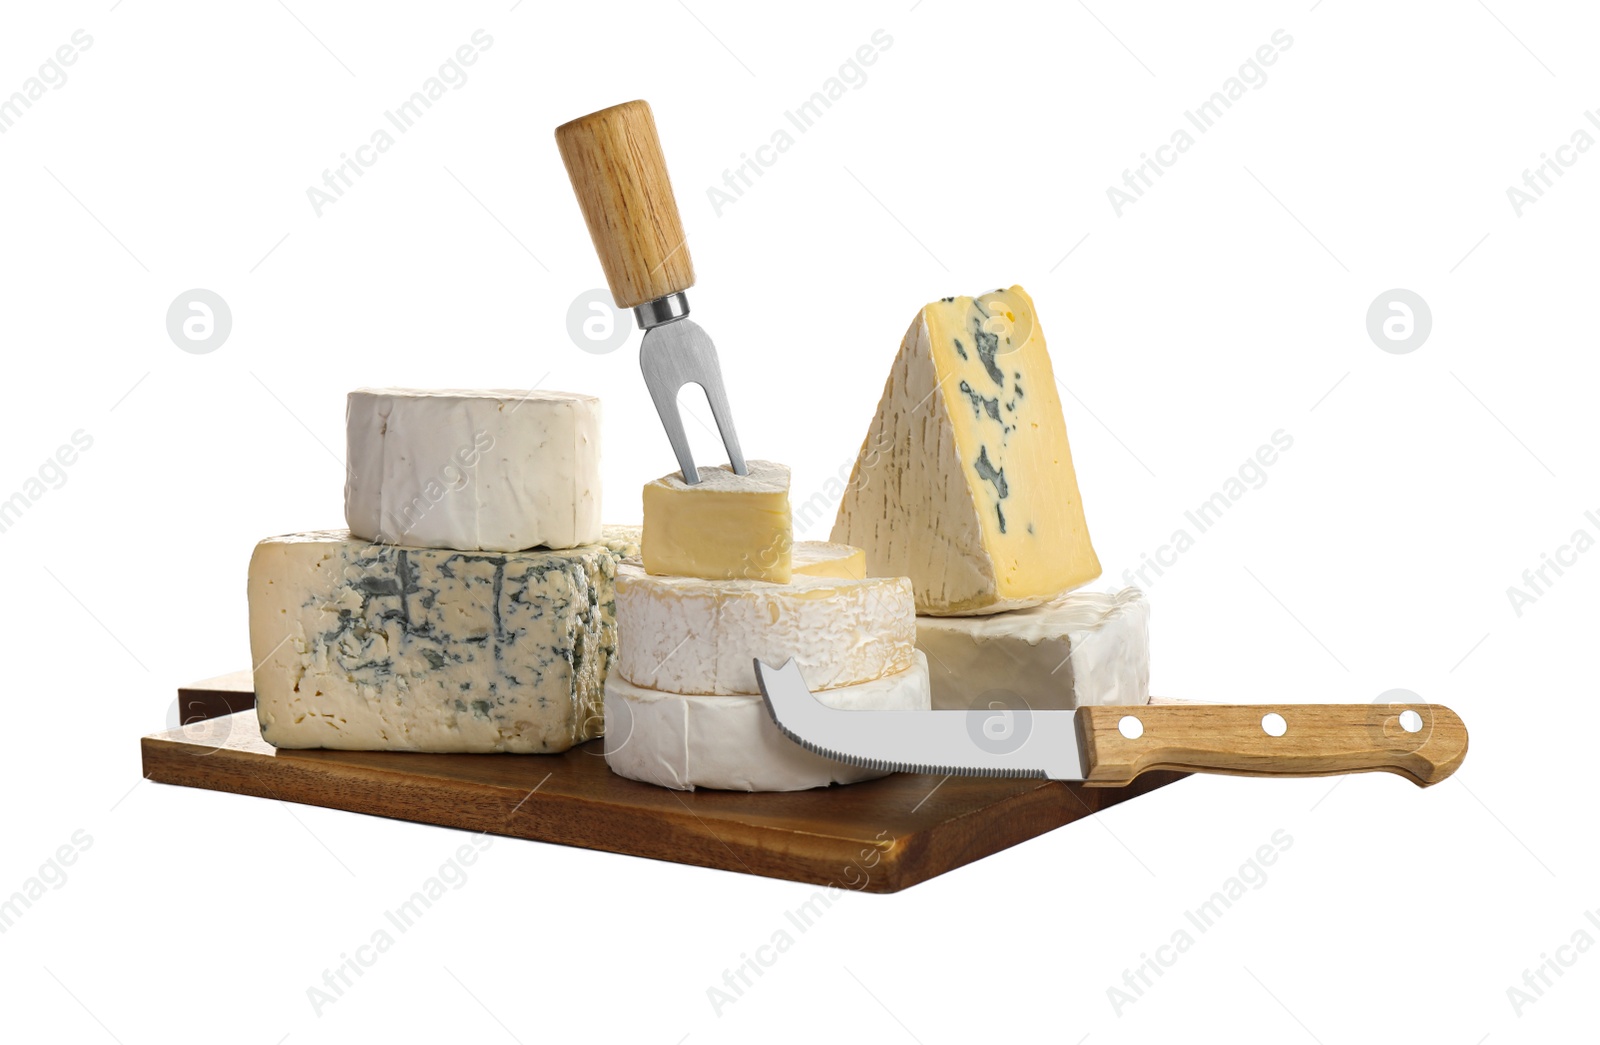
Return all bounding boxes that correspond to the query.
[604,652,930,791]
[614,564,915,696]
[344,387,602,553]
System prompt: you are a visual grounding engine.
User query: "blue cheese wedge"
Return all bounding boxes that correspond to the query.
[832,286,1101,615]
[249,529,632,752]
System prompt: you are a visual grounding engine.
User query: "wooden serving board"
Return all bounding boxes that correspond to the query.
[141,674,1188,893]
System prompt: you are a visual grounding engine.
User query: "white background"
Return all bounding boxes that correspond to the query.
[1,0,1595,1040]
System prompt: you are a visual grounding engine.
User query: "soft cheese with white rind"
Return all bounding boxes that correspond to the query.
[642,460,792,582]
[249,529,626,752]
[614,564,914,695]
[345,388,601,553]
[917,588,1148,712]
[831,286,1100,615]
[604,652,931,791]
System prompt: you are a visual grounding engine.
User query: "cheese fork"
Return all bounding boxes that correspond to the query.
[753,659,1469,787]
[556,99,745,485]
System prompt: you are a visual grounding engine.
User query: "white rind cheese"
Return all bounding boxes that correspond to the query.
[614,563,914,695]
[917,588,1149,712]
[831,287,1100,615]
[249,529,628,753]
[642,460,792,582]
[604,652,931,791]
[345,388,601,553]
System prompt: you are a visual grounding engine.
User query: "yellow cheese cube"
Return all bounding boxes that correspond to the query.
[642,460,793,581]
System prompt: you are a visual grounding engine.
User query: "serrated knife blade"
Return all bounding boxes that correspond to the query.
[753,657,1086,780]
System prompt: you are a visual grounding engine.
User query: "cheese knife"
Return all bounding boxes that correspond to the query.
[753,659,1469,787]
[556,99,745,485]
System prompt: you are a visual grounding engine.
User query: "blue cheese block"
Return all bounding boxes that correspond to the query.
[248,529,630,752]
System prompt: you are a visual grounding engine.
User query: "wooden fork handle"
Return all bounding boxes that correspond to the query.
[1076,703,1468,788]
[556,99,695,309]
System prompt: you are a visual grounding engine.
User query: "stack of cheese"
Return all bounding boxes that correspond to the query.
[831,286,1151,713]
[603,462,931,791]
[247,388,640,754]
[241,286,1143,780]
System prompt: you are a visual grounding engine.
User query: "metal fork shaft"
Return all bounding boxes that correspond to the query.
[637,304,746,484]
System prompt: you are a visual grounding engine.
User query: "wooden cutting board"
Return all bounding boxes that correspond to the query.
[141,673,1188,893]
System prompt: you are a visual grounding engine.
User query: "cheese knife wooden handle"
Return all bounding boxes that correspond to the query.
[1076,703,1469,787]
[556,99,695,310]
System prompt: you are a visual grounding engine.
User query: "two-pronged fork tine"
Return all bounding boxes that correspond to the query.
[637,313,746,486]
[698,360,747,478]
